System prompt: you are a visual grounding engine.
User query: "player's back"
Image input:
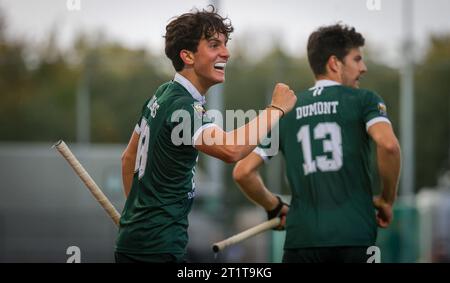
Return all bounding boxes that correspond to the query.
[279,82,387,248]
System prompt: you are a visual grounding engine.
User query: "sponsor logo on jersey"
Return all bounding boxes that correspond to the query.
[378,103,387,116]
[192,102,205,119]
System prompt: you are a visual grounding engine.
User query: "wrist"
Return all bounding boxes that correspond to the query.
[266,195,280,211]
[267,105,285,117]
[267,195,287,219]
[377,195,394,207]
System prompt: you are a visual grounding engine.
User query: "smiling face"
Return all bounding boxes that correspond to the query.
[179,33,230,94]
[192,33,230,89]
[339,48,367,88]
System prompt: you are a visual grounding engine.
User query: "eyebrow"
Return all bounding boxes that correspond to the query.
[208,38,222,43]
[208,37,228,45]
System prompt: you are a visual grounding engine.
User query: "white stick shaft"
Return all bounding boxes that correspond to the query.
[54,140,121,226]
[212,217,280,252]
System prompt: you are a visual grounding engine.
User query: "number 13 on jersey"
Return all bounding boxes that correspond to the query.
[297,122,343,175]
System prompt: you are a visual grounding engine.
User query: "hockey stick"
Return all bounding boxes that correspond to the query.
[53,140,121,226]
[212,217,280,252]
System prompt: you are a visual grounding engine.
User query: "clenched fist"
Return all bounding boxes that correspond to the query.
[270,83,297,116]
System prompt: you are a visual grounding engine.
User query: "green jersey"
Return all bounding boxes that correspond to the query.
[116,74,214,256]
[257,80,390,249]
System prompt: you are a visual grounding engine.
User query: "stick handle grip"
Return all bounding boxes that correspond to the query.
[54,140,121,226]
[212,217,281,253]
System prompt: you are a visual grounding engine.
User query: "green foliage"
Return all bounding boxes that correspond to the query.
[0,11,449,191]
[415,35,450,189]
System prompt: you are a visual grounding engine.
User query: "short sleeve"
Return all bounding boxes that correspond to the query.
[134,97,152,134]
[362,90,391,131]
[252,131,279,162]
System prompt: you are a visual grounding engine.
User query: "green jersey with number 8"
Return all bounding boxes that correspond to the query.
[116,75,214,257]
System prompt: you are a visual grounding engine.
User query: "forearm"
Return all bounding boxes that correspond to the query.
[235,170,278,211]
[224,107,282,161]
[377,144,401,205]
[196,83,295,163]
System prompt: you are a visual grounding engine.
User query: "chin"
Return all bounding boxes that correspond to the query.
[212,76,225,84]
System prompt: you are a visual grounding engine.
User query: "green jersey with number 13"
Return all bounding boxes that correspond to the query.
[272,81,390,248]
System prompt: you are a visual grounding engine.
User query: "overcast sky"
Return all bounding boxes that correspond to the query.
[1,0,450,66]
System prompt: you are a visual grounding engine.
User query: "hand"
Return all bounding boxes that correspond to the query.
[270,83,297,115]
[373,196,393,228]
[267,195,289,230]
[277,204,289,230]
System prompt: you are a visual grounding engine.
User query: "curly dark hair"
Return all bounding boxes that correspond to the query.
[307,23,365,76]
[164,5,234,72]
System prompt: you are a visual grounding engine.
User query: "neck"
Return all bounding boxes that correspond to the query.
[178,69,209,95]
[316,73,341,84]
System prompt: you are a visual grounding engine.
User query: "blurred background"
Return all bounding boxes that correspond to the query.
[0,0,449,262]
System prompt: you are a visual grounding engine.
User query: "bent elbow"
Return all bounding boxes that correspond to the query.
[233,162,248,183]
[382,141,401,156]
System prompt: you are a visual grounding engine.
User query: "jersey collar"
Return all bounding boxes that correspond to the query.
[309,79,341,90]
[174,73,206,105]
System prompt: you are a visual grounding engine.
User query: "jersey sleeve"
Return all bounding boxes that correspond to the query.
[252,132,279,162]
[169,97,216,147]
[361,90,391,131]
[134,97,152,135]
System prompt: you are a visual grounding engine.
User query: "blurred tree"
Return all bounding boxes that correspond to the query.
[80,36,170,143]
[1,7,449,193]
[415,35,450,190]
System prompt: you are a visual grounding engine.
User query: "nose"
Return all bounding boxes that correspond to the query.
[361,62,368,73]
[221,46,230,60]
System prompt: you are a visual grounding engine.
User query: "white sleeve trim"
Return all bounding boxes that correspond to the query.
[253,147,270,163]
[192,123,220,148]
[134,124,141,134]
[366,117,391,131]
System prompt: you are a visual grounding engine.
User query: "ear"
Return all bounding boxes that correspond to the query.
[180,50,194,66]
[327,55,341,74]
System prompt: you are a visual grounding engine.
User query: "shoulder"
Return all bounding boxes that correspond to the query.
[157,82,193,105]
[171,95,196,109]
[335,87,383,104]
[156,81,172,93]
[357,88,385,105]
[347,87,379,98]
[335,85,374,96]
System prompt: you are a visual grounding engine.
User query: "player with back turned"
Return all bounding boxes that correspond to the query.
[115,6,297,263]
[233,24,401,263]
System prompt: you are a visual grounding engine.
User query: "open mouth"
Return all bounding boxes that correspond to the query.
[214,62,226,71]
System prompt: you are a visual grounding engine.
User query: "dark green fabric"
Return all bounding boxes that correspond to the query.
[116,81,212,256]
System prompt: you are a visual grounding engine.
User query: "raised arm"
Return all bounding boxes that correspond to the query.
[195,83,296,163]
